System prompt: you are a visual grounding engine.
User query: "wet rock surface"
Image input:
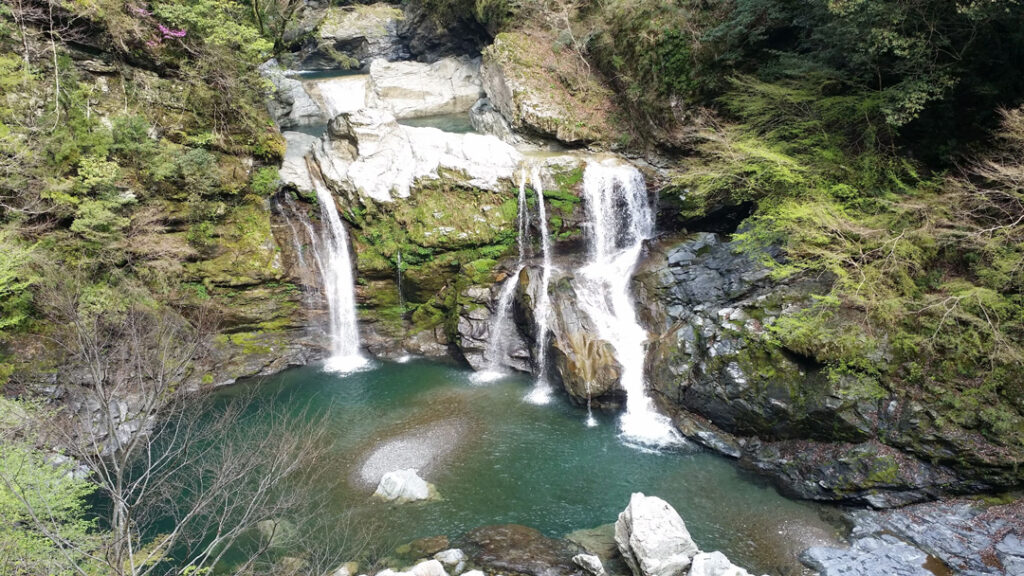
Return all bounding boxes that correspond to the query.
[633,231,1020,505]
[462,524,586,576]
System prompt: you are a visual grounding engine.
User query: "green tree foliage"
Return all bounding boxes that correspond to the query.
[0,400,103,576]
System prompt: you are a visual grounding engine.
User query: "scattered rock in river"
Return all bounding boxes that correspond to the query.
[434,549,467,575]
[373,468,436,502]
[398,536,451,559]
[573,553,607,576]
[463,524,585,576]
[614,493,700,576]
[688,552,754,576]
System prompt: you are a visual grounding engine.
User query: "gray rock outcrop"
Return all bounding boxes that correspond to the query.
[470,98,517,144]
[259,60,327,129]
[295,3,407,70]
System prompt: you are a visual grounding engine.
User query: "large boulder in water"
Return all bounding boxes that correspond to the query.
[372,468,436,502]
[614,493,700,576]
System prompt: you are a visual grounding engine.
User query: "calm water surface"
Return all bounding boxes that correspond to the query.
[214,359,844,575]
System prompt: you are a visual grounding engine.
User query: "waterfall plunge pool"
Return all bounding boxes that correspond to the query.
[194,358,844,575]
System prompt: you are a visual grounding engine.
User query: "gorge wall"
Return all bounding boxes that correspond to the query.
[3,0,1021,513]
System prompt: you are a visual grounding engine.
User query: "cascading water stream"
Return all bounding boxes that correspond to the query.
[524,166,555,405]
[575,161,680,446]
[396,251,406,312]
[309,170,369,373]
[473,169,531,383]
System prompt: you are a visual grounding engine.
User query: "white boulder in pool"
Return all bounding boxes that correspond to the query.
[615,493,700,576]
[373,468,436,502]
[376,560,450,576]
[614,493,765,576]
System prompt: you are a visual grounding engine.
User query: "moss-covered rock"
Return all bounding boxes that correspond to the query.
[481,31,622,145]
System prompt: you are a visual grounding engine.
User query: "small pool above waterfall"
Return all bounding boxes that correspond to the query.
[398,113,476,133]
[205,359,843,575]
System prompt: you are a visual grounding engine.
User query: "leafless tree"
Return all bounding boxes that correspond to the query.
[10,275,361,576]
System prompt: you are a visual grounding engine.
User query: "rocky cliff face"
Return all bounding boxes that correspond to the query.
[630,231,1022,506]
[257,0,1024,507]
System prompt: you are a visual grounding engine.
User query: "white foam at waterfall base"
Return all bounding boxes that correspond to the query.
[524,166,555,405]
[310,173,369,374]
[576,161,683,448]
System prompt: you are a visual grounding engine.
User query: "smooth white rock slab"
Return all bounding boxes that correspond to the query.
[323,108,521,202]
[367,57,484,119]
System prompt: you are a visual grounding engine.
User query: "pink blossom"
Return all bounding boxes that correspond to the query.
[158,24,187,39]
[130,5,151,16]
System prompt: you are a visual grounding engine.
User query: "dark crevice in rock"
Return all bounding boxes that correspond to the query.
[658,200,756,236]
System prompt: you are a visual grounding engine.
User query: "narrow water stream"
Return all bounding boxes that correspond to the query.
[208,360,844,575]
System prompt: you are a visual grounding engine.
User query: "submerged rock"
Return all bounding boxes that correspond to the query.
[614,493,700,576]
[463,524,585,576]
[373,468,435,502]
[357,419,465,488]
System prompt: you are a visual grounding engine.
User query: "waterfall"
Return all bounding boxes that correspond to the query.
[277,193,322,307]
[396,251,406,312]
[524,166,554,405]
[310,172,369,373]
[575,161,680,446]
[472,169,531,383]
